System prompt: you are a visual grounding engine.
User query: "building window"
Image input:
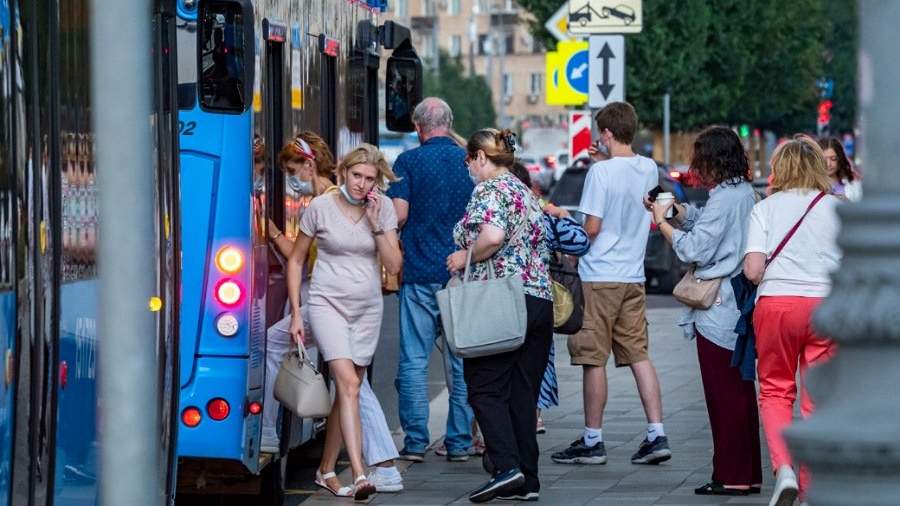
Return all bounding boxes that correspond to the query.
[478,34,491,55]
[425,35,437,61]
[449,35,462,58]
[422,0,435,16]
[502,73,513,97]
[530,72,542,94]
[396,0,408,17]
[477,0,489,14]
[448,0,461,15]
[504,33,514,54]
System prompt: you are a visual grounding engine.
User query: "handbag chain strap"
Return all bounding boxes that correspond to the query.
[766,191,826,267]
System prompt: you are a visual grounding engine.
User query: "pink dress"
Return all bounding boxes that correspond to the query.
[298,193,398,366]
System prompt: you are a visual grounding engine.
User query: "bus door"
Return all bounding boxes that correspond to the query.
[152,0,181,502]
[0,0,17,501]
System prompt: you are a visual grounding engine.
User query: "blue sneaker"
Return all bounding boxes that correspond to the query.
[468,468,525,503]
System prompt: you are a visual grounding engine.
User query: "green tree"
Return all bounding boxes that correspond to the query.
[424,52,497,138]
[516,0,848,134]
[822,0,857,133]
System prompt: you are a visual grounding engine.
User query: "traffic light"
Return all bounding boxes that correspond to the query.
[817,99,833,126]
[739,124,750,137]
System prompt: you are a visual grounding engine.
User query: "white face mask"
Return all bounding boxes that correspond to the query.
[287,175,314,195]
[339,184,365,206]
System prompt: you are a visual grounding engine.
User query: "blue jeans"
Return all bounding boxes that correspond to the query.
[395,283,474,455]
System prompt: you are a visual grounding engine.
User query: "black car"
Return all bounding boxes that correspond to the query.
[546,160,709,293]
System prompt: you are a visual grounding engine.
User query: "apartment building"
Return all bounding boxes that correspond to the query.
[382,0,566,128]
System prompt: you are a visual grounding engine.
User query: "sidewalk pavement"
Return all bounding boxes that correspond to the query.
[307,306,773,505]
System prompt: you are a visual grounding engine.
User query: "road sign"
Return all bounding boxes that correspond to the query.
[568,0,643,34]
[589,35,624,108]
[545,40,589,106]
[569,111,593,163]
[545,3,571,42]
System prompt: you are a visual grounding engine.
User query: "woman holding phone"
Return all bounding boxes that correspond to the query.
[285,143,402,500]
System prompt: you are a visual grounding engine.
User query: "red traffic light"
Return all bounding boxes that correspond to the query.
[817,99,833,125]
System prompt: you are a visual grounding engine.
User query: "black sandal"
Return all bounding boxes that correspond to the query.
[694,482,751,496]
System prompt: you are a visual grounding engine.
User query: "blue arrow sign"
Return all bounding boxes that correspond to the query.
[566,50,590,94]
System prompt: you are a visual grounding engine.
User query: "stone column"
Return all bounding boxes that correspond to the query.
[784,1,900,504]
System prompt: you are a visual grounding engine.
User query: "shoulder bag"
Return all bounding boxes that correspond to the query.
[550,253,584,334]
[274,341,332,418]
[436,212,531,358]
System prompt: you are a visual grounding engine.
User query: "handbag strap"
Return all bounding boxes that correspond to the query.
[765,191,826,267]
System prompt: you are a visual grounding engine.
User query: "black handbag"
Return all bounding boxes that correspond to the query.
[549,253,584,335]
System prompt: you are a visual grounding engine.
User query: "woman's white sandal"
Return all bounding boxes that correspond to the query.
[353,474,377,502]
[315,470,352,497]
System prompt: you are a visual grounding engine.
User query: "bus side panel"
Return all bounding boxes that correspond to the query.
[54,281,98,505]
[176,357,247,460]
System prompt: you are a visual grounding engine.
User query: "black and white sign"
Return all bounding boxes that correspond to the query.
[589,35,624,108]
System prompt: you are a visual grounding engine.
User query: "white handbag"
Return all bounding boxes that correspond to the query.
[436,246,528,359]
[273,341,332,418]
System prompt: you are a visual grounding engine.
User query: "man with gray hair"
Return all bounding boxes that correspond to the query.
[387,97,476,462]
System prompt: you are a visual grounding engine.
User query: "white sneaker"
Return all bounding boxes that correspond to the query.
[260,435,280,454]
[368,469,403,493]
[769,465,799,506]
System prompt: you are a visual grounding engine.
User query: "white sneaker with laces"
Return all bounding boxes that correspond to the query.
[368,469,403,493]
[769,465,799,506]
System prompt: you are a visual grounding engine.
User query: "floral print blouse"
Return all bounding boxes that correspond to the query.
[453,172,552,300]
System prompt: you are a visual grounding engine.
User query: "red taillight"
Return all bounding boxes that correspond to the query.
[247,401,262,415]
[215,280,243,306]
[215,246,244,274]
[182,407,202,427]
[207,398,230,421]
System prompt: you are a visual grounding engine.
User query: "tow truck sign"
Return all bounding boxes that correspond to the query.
[568,0,643,34]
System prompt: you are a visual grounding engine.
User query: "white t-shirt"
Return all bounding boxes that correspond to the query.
[745,189,842,298]
[578,155,658,283]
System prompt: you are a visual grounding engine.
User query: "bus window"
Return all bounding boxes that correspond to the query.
[198,1,253,112]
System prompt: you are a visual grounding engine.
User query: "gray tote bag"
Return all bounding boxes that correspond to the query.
[436,245,528,358]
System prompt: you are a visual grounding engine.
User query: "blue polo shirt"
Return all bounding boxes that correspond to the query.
[387,136,474,285]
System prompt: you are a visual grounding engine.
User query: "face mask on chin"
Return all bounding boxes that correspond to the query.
[339,184,365,206]
[287,175,314,195]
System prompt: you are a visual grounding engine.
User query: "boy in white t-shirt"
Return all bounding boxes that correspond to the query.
[552,102,672,467]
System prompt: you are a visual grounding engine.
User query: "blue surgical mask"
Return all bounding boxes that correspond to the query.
[287,175,314,195]
[467,162,480,185]
[339,184,365,206]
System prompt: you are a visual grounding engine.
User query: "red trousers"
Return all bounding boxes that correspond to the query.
[754,296,836,491]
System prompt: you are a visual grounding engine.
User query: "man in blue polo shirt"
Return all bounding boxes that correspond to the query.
[388,97,475,462]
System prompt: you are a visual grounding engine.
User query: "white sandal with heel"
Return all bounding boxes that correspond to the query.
[353,474,377,502]
[315,470,352,497]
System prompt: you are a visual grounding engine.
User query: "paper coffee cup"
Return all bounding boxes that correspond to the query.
[656,192,675,219]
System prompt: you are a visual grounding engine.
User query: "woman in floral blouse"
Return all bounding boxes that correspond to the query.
[445,129,553,503]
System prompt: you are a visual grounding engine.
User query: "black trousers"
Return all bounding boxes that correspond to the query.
[464,295,553,492]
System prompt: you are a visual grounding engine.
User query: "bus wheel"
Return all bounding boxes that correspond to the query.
[259,455,288,505]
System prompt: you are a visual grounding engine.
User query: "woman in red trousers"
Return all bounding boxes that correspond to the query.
[743,136,841,506]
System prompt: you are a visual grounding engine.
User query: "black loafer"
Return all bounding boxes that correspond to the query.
[694,481,751,496]
[469,468,525,503]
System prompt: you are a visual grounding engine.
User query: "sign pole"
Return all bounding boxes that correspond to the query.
[663,92,671,166]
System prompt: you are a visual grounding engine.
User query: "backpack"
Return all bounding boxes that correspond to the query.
[550,253,583,335]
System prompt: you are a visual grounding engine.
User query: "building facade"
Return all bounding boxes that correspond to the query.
[382,0,566,128]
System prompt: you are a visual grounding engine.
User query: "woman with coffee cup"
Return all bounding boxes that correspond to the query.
[650,126,762,496]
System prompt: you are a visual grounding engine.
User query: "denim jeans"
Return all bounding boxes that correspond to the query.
[395,283,473,455]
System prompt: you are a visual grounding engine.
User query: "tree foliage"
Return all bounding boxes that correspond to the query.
[516,0,855,133]
[425,52,497,138]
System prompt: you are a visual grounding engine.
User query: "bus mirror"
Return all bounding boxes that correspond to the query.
[198,0,255,113]
[385,42,422,132]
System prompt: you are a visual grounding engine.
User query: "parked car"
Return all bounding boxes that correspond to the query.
[546,159,707,293]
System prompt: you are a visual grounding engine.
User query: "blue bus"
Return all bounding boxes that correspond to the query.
[0,1,181,505]
[173,0,421,502]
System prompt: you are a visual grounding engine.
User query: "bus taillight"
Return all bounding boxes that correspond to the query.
[207,398,230,421]
[182,407,202,427]
[247,401,262,415]
[215,246,243,273]
[215,280,243,306]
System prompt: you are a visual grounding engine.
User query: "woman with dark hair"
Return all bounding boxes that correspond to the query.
[650,126,762,496]
[818,136,861,201]
[446,129,552,502]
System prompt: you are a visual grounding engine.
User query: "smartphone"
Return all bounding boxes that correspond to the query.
[647,185,663,202]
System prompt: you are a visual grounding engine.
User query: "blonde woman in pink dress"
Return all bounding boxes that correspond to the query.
[285,144,402,501]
